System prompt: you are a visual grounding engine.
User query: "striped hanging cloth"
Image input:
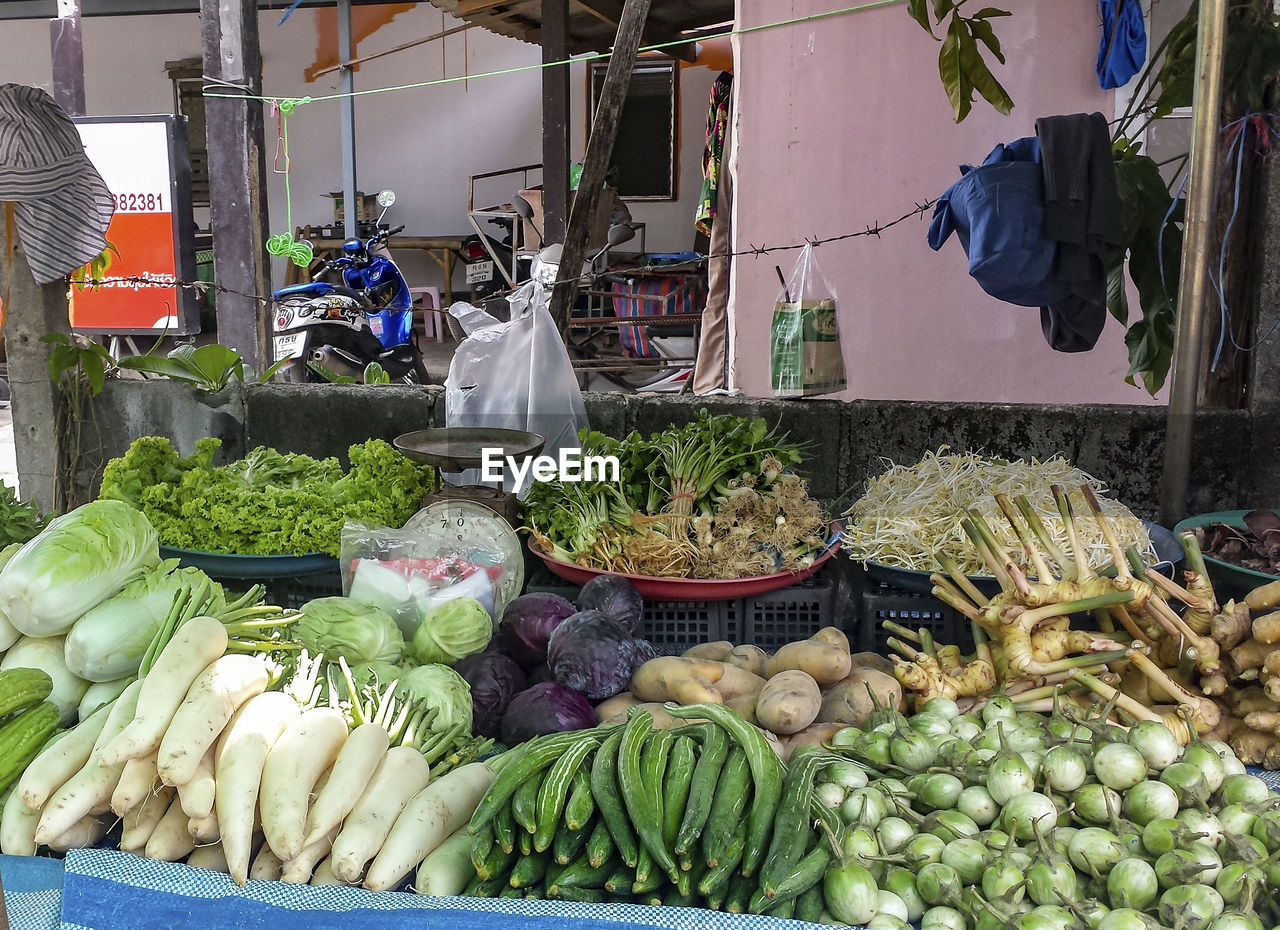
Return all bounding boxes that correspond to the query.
[0,84,114,285]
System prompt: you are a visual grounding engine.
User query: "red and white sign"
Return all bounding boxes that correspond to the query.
[70,117,197,334]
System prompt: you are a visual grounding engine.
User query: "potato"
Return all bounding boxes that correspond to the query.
[630,657,724,705]
[756,670,822,735]
[810,627,850,652]
[817,670,904,727]
[713,664,765,701]
[725,692,758,726]
[776,723,845,761]
[595,692,639,723]
[683,641,735,661]
[847,652,894,677]
[724,645,768,678]
[766,640,851,686]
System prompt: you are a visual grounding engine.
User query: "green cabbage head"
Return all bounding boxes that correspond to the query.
[293,597,404,665]
[411,597,492,666]
[0,500,159,637]
[394,663,472,733]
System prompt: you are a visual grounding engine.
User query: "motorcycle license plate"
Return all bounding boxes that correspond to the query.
[466,260,494,285]
[272,333,306,362]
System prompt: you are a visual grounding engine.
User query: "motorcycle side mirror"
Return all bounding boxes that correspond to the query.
[606,223,636,249]
[375,189,396,227]
[510,194,533,220]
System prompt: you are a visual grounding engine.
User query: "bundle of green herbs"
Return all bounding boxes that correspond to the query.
[524,413,827,579]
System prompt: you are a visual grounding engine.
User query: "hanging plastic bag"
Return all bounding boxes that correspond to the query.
[769,243,847,397]
[445,280,588,495]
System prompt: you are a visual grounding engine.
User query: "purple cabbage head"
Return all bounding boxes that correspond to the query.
[452,649,527,739]
[547,610,649,701]
[499,592,577,668]
[500,682,596,744]
[575,575,644,635]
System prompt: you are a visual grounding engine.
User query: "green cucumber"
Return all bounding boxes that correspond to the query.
[698,823,746,897]
[749,843,831,914]
[549,887,604,903]
[564,768,595,831]
[760,744,826,896]
[585,818,614,868]
[464,874,508,897]
[552,820,592,867]
[702,746,752,866]
[664,891,698,908]
[603,865,632,894]
[639,728,674,851]
[725,872,755,914]
[508,851,549,889]
[619,712,676,876]
[591,729,639,868]
[534,738,598,851]
[470,822,496,874]
[469,729,613,832]
[664,702,784,878]
[796,883,825,923]
[631,846,662,895]
[675,722,729,857]
[661,736,697,855]
[512,774,543,834]
[518,829,533,857]
[497,885,524,899]
[493,804,517,854]
[549,849,617,892]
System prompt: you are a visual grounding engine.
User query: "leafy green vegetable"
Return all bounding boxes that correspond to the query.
[0,486,50,549]
[63,558,223,682]
[0,499,160,637]
[393,663,472,734]
[99,436,436,556]
[411,597,492,666]
[292,596,405,666]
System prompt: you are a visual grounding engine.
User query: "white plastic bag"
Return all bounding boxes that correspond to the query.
[445,281,588,495]
[770,243,847,397]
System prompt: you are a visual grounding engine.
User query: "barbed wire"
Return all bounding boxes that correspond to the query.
[75,197,936,311]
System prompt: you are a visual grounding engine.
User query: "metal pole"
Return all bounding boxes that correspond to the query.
[1159,0,1229,528]
[337,0,358,240]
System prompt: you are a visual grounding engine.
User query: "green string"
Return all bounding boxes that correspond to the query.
[265,98,315,268]
[205,0,904,108]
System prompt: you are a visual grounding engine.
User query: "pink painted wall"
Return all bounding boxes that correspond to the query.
[730,0,1165,405]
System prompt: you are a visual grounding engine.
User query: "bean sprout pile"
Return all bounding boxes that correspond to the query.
[840,449,1155,575]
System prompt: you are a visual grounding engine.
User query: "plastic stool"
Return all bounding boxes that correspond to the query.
[408,286,446,341]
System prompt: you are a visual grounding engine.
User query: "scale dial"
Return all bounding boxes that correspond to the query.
[404,500,524,615]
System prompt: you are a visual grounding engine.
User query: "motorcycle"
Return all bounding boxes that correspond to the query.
[270,190,431,384]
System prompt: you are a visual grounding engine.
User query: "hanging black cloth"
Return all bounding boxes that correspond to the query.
[1035,112,1122,353]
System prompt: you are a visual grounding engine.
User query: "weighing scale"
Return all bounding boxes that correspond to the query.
[393,427,545,611]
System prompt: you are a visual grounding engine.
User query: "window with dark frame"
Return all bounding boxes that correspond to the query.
[166,59,209,208]
[589,58,679,201]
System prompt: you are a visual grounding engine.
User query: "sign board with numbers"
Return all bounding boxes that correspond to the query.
[70,115,199,334]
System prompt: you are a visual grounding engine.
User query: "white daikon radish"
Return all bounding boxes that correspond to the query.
[157,654,269,786]
[329,745,432,884]
[259,707,347,862]
[302,722,389,847]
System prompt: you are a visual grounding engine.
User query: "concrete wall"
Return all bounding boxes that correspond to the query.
[85,380,1253,523]
[729,0,1160,405]
[0,4,715,297]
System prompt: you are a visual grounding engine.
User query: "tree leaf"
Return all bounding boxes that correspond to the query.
[80,350,106,396]
[939,16,971,122]
[907,0,935,36]
[115,354,204,383]
[1106,259,1129,326]
[971,7,1012,19]
[259,357,292,383]
[968,16,1005,64]
[931,0,955,20]
[958,20,1013,115]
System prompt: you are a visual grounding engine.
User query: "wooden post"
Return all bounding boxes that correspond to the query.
[547,0,651,330]
[337,0,359,241]
[541,0,571,245]
[49,0,86,117]
[200,0,271,372]
[1,215,71,514]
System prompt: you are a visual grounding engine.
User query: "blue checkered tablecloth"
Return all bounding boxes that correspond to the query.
[3,769,1278,930]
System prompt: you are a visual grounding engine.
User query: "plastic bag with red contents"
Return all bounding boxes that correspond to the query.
[340,522,502,639]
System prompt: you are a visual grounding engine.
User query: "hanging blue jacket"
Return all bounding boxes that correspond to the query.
[927,138,1067,308]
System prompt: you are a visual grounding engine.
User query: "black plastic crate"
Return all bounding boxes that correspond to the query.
[856,577,972,655]
[739,575,844,651]
[264,572,344,610]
